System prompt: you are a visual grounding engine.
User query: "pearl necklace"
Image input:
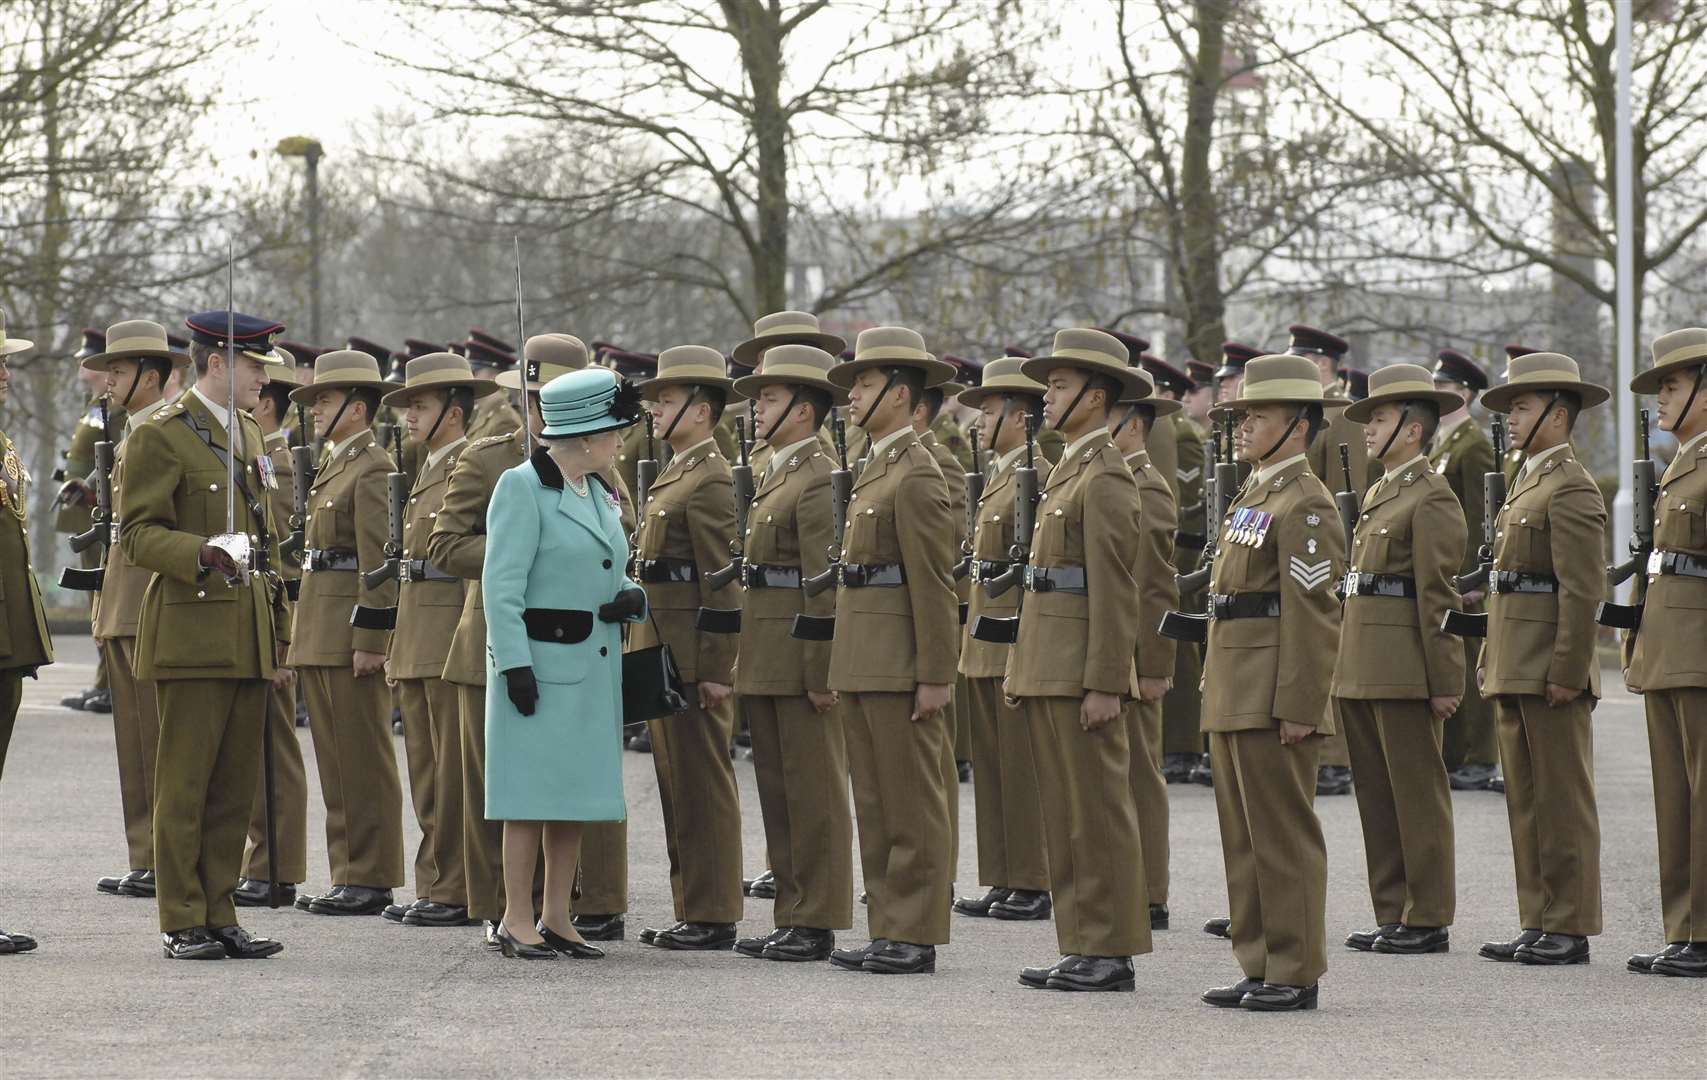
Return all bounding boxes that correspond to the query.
[566,474,590,497]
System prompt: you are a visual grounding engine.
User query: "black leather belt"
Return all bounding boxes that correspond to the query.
[971,559,1011,583]
[1343,572,1417,598]
[522,607,593,644]
[1174,531,1207,549]
[1492,571,1558,594]
[401,559,457,584]
[304,548,358,572]
[837,562,905,588]
[1209,592,1281,619]
[740,563,801,589]
[1655,550,1707,580]
[634,557,698,584]
[1023,565,1087,594]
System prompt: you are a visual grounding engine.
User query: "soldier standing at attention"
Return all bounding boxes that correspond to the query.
[56,328,113,713]
[1005,329,1150,993]
[630,346,745,952]
[1197,354,1346,1011]
[1429,349,1500,792]
[1332,365,1467,956]
[287,349,406,918]
[462,331,523,443]
[953,358,1052,922]
[121,310,292,960]
[1623,328,1707,979]
[823,327,960,976]
[1471,352,1607,967]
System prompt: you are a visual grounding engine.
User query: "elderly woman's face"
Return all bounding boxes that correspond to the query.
[577,428,625,472]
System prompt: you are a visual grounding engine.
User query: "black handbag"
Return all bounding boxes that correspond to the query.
[622,613,688,723]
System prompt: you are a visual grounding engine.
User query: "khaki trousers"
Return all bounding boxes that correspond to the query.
[152,679,266,933]
[459,685,504,921]
[0,671,20,779]
[1494,694,1602,936]
[843,690,954,945]
[1210,728,1328,987]
[1027,695,1150,958]
[1338,697,1456,927]
[397,677,466,904]
[1645,687,1707,943]
[1162,640,1205,756]
[577,817,628,915]
[965,676,1048,891]
[102,637,160,870]
[1127,698,1169,905]
[1442,636,1498,768]
[241,677,308,884]
[648,686,744,924]
[744,693,854,930]
[302,665,404,888]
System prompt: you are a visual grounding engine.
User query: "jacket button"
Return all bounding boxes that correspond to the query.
[196,590,206,598]
[554,628,564,638]
[603,559,612,569]
[600,646,608,656]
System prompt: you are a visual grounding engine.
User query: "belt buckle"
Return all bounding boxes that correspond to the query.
[971,561,983,583]
[1648,548,1664,577]
[399,560,412,584]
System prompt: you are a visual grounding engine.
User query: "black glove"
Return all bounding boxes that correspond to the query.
[502,666,538,716]
[598,587,646,623]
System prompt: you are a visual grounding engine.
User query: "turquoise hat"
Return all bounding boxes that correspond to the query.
[539,367,643,439]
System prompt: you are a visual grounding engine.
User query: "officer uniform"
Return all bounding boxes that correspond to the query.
[286,350,406,913]
[1332,366,1468,951]
[1474,352,1607,965]
[630,347,746,946]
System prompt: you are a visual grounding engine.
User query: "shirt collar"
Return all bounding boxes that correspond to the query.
[1125,450,1149,468]
[1061,428,1105,464]
[1384,452,1428,477]
[674,436,717,462]
[1522,442,1568,478]
[765,435,819,478]
[1254,452,1307,486]
[426,435,467,472]
[869,425,912,460]
[190,385,229,429]
[995,445,1027,472]
[1678,429,1707,458]
[329,428,370,460]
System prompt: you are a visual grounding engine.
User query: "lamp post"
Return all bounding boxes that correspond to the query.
[275,136,324,343]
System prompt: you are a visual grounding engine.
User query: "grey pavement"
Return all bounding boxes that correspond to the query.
[0,634,1701,1078]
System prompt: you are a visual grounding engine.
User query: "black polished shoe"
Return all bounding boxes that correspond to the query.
[1374,925,1449,954]
[1448,761,1497,791]
[233,879,297,908]
[864,940,935,974]
[1486,772,1505,793]
[1478,928,1541,962]
[638,921,684,946]
[1316,765,1353,796]
[308,885,393,916]
[1515,932,1589,966]
[1628,941,1687,974]
[1204,916,1231,938]
[1201,975,1264,1007]
[116,869,156,898]
[1189,754,1214,787]
[1150,903,1169,930]
[1344,922,1401,952]
[829,939,887,971]
[651,921,737,951]
[1162,752,1197,784]
[210,924,283,959]
[495,923,557,959]
[743,869,777,900]
[1046,954,1134,992]
[572,913,626,942]
[624,725,653,753]
[990,889,1052,921]
[956,759,973,783]
[1241,982,1318,1011]
[60,687,94,711]
[404,902,473,927]
[295,886,338,912]
[381,898,417,922]
[1651,942,1707,978]
[736,927,789,958]
[953,886,1011,918]
[96,871,130,895]
[0,929,38,955]
[161,928,225,960]
[85,689,112,713]
[537,921,605,958]
[1019,957,1066,988]
[765,926,835,962]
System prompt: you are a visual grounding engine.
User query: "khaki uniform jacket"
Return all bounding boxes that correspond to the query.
[466,393,522,446]
[959,448,1053,679]
[93,399,178,640]
[285,430,396,664]
[922,430,969,614]
[827,429,959,692]
[1006,435,1143,698]
[1429,416,1496,575]
[1202,457,1344,731]
[930,414,974,473]
[1331,464,1466,699]
[1128,450,1179,681]
[1479,450,1605,698]
[733,442,836,696]
[1144,411,1179,503]
[0,428,52,673]
[629,441,739,685]
[263,430,303,589]
[388,441,467,680]
[119,392,287,681]
[53,399,126,533]
[430,429,524,688]
[1625,435,1707,692]
[1309,407,1379,498]
[1173,414,1207,540]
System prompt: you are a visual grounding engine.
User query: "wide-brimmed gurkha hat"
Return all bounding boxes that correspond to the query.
[1480,351,1610,413]
[288,349,389,404]
[953,356,1046,409]
[539,367,642,439]
[731,311,847,369]
[1344,363,1466,423]
[635,345,734,399]
[827,327,957,389]
[1119,367,1183,415]
[1631,328,1707,395]
[497,334,590,392]
[0,310,32,356]
[80,320,191,372]
[1020,328,1149,402]
[381,351,501,407]
[732,344,848,405]
[1210,354,1351,418]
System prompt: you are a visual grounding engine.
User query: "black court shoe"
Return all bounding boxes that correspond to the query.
[495,924,556,960]
[537,922,605,959]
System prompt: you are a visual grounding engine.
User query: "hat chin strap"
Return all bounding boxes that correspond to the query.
[421,396,452,447]
[855,368,902,430]
[1110,403,1141,441]
[1515,392,1561,454]
[760,386,803,444]
[1375,403,1411,461]
[1259,407,1308,463]
[118,364,144,409]
[323,390,357,444]
[1677,365,1706,431]
[1051,380,1093,432]
[660,385,701,442]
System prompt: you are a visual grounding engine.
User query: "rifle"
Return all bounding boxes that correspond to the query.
[362,425,407,592]
[953,423,984,581]
[1597,408,1658,630]
[791,411,852,641]
[635,411,659,512]
[59,396,114,591]
[1442,416,1507,638]
[969,411,1040,644]
[1160,413,1236,642]
[704,415,754,591]
[1335,442,1359,560]
[279,402,313,561]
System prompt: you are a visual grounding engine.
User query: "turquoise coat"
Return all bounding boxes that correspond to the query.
[483,449,643,821]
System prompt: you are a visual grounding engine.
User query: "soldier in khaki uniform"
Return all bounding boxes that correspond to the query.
[1332,365,1468,955]
[286,349,406,917]
[121,310,291,960]
[1470,353,1607,967]
[463,332,524,444]
[823,328,960,976]
[1623,327,1707,978]
[55,328,114,713]
[1110,366,1182,933]
[630,346,745,951]
[0,313,52,956]
[954,358,1052,922]
[1197,354,1346,1011]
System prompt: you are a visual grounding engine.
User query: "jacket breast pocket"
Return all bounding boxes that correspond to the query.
[154,590,239,667]
[746,517,785,563]
[184,467,228,532]
[844,502,895,562]
[1655,496,1706,553]
[1499,507,1549,567]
